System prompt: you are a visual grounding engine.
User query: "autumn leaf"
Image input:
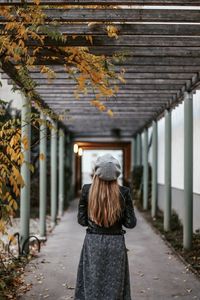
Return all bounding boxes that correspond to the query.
[106,25,119,39]
[33,0,40,5]
[22,136,29,151]
[39,153,45,160]
[107,109,114,117]
[86,35,93,45]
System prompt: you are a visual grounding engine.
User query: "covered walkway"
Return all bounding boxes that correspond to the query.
[1,1,200,299]
[20,200,200,300]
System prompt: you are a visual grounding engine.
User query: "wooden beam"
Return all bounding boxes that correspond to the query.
[52,107,158,112]
[21,72,194,80]
[26,36,200,47]
[35,84,182,90]
[28,65,200,73]
[66,125,144,131]
[36,9,200,23]
[117,57,200,66]
[68,126,143,130]
[2,8,200,22]
[0,0,199,5]
[43,103,168,107]
[42,95,171,101]
[13,23,200,36]
[53,114,164,119]
[49,101,167,107]
[90,47,200,57]
[36,87,176,93]
[25,78,188,85]
[66,119,145,123]
[37,91,175,97]
[32,56,200,66]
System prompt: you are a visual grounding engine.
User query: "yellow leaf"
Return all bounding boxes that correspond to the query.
[8,234,17,244]
[86,35,93,45]
[107,109,114,117]
[33,0,40,5]
[118,75,126,84]
[106,25,119,39]
[22,136,29,150]
[88,22,98,27]
[39,153,45,160]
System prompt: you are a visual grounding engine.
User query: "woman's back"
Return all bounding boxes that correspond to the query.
[74,154,137,300]
[78,183,137,234]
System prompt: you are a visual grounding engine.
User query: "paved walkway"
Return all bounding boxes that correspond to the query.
[20,200,200,300]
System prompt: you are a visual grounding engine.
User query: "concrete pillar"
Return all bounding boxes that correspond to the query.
[65,134,71,203]
[143,128,149,210]
[20,96,31,253]
[151,121,158,218]
[39,113,47,237]
[133,136,137,169]
[71,142,76,199]
[51,121,57,226]
[136,133,142,166]
[184,92,193,250]
[131,137,137,170]
[58,128,65,217]
[164,110,172,232]
[134,135,138,167]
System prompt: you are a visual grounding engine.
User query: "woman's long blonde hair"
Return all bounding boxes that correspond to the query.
[88,175,122,227]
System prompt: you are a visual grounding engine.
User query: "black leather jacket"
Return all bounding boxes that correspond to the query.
[77,184,137,235]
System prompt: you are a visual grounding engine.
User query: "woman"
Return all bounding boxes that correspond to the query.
[74,153,137,300]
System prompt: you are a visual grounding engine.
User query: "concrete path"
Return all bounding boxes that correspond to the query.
[20,200,200,300]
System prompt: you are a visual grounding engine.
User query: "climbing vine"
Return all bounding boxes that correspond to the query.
[0,1,125,296]
[0,0,123,246]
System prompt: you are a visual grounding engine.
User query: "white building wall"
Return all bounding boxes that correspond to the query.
[155,91,200,231]
[148,126,153,165]
[171,104,184,190]
[156,92,200,193]
[157,117,165,185]
[0,73,22,110]
[193,92,200,194]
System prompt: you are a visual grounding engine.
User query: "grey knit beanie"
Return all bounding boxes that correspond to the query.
[94,154,121,181]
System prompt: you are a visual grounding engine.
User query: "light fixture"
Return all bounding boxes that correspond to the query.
[78,147,83,156]
[73,143,78,153]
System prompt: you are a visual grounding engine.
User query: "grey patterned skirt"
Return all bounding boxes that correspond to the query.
[74,233,132,300]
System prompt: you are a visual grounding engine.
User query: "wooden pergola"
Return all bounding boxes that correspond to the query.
[1,1,200,137]
[0,0,198,251]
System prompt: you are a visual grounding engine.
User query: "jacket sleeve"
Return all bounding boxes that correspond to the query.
[121,187,137,229]
[77,184,89,226]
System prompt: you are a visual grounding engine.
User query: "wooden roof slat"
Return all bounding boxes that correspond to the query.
[90,47,200,57]
[29,65,200,73]
[36,91,175,96]
[42,9,200,23]
[2,8,200,23]
[54,113,156,117]
[40,96,172,100]
[44,100,170,104]
[26,44,200,56]
[53,107,159,112]
[23,73,194,80]
[26,36,200,48]
[28,78,187,84]
[36,87,177,93]
[42,103,168,107]
[21,23,200,36]
[34,84,181,90]
[32,55,200,66]
[65,121,155,128]
[0,0,200,5]
[116,57,200,66]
